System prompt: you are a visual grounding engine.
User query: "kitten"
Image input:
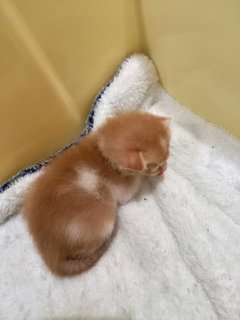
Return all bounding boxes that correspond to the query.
[23,111,170,277]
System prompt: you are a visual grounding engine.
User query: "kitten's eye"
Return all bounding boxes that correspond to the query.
[147,163,158,170]
[156,163,165,171]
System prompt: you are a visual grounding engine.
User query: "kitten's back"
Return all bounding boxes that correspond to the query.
[23,136,117,277]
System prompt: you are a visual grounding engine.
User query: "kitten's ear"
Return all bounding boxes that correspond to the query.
[120,150,143,171]
[160,117,172,128]
[160,117,171,128]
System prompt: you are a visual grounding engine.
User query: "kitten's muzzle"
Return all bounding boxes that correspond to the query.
[153,163,167,176]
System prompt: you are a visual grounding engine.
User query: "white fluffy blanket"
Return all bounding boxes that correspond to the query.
[1,55,240,320]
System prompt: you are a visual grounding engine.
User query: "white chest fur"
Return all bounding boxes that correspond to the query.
[108,176,142,205]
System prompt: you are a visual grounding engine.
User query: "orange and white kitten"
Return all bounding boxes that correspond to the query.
[23,111,171,277]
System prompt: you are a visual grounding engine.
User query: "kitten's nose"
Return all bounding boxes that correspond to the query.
[155,163,167,176]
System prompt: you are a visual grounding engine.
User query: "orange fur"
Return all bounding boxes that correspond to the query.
[23,111,171,277]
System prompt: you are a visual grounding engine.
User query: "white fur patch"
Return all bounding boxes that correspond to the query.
[66,221,83,241]
[67,218,114,241]
[160,137,167,148]
[160,137,169,149]
[108,176,141,205]
[101,220,115,238]
[76,167,99,195]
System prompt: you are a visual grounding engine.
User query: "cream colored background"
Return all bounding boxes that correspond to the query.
[140,0,240,138]
[0,0,239,183]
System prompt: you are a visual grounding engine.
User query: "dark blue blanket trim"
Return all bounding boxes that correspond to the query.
[0,55,131,194]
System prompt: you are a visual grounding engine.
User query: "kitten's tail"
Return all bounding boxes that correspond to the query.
[56,239,111,277]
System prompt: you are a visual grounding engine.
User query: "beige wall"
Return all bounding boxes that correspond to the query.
[0,1,80,183]
[13,0,141,116]
[140,0,240,138]
[0,0,141,183]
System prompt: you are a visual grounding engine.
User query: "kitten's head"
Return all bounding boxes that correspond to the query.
[97,111,171,176]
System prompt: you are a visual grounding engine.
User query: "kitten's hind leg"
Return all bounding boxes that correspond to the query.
[55,221,118,277]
